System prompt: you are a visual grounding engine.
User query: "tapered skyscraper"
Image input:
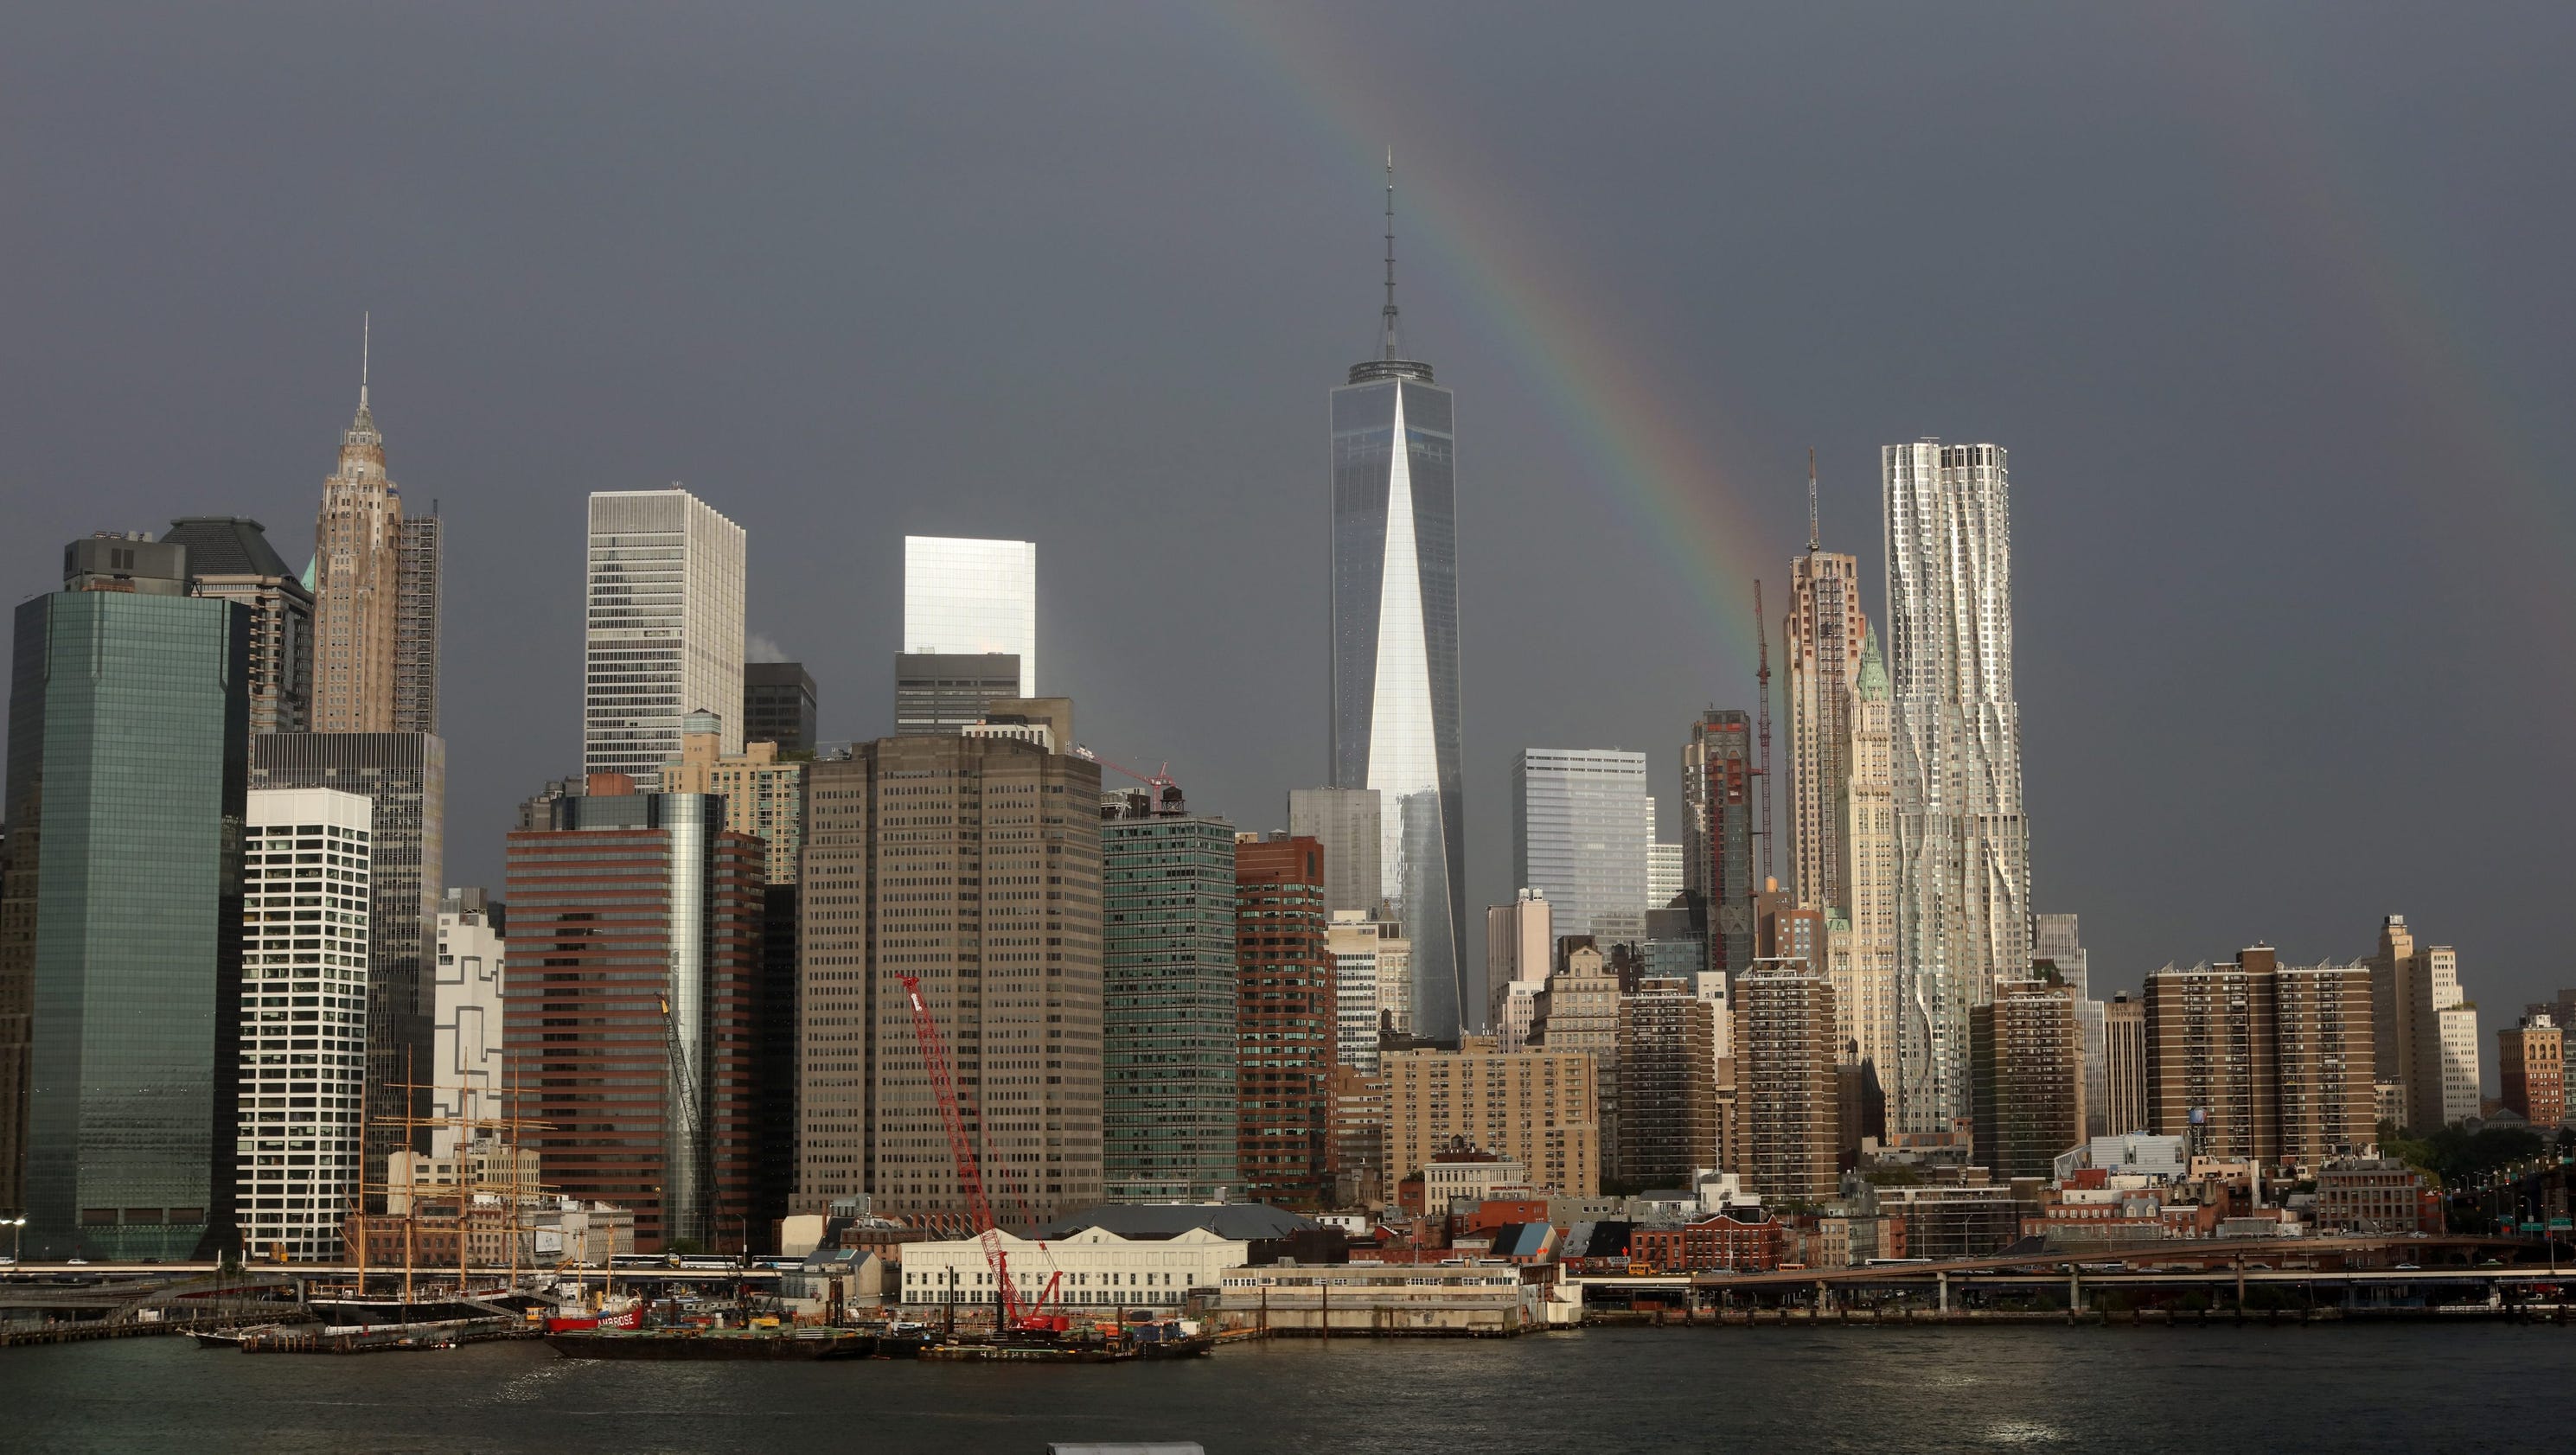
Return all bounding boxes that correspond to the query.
[1882,440,2029,1133]
[1330,156,1464,1040]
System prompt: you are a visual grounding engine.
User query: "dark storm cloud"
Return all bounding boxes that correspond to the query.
[5,3,2572,1058]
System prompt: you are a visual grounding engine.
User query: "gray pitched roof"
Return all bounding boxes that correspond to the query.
[164,516,295,579]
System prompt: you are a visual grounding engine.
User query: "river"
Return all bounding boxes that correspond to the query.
[1,1324,2563,1452]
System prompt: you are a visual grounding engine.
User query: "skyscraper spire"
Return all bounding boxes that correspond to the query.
[1807,446,1819,552]
[360,311,371,413]
[1382,148,1399,361]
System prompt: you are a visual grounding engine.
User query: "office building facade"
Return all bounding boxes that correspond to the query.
[431,887,506,1158]
[163,516,315,737]
[1382,1047,1599,1197]
[1735,960,1838,1203]
[904,536,1036,697]
[1237,835,1333,1207]
[662,712,806,888]
[1101,809,1240,1203]
[236,788,372,1260]
[1969,978,2082,1181]
[895,653,1022,735]
[1785,509,1865,915]
[1288,787,1382,918]
[1485,889,1550,1044]
[584,488,746,783]
[249,732,444,1186]
[312,366,406,735]
[1682,710,1755,977]
[796,734,1104,1222]
[1328,227,1465,1043]
[1326,910,1390,1074]
[743,660,818,753]
[2103,994,2149,1135]
[1512,748,1652,950]
[1882,440,2030,1134]
[2499,1015,2565,1128]
[2145,948,2375,1165]
[5,572,249,1257]
[505,778,764,1250]
[393,507,440,735]
[1841,628,1901,1092]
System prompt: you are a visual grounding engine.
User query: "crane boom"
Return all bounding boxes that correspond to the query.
[898,973,1064,1331]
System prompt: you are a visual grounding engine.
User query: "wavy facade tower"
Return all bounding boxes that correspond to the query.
[1329,161,1465,1039]
[1882,440,2029,1133]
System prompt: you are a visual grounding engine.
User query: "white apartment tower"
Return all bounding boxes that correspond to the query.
[584,488,747,783]
[1883,441,2030,1133]
[904,536,1038,695]
[237,788,373,1261]
[1512,749,1652,950]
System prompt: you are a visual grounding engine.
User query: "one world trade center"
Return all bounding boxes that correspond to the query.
[1330,158,1465,1040]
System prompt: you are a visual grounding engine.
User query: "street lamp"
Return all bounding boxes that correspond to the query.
[3,1216,26,1265]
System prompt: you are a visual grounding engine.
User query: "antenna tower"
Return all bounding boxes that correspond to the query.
[1382,149,1400,359]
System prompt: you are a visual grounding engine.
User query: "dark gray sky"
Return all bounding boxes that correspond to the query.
[9,3,2573,1069]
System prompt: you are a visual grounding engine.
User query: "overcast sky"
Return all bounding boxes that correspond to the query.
[8,3,2573,1067]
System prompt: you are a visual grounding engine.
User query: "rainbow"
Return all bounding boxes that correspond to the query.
[1213,3,2576,661]
[1206,4,1790,674]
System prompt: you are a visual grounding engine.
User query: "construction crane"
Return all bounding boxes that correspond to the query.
[659,991,713,1252]
[897,973,1066,1333]
[1086,751,1186,818]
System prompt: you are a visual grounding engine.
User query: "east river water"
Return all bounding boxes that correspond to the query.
[2,1324,2566,1453]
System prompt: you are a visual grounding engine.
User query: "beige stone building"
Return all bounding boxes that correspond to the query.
[796,733,1103,1222]
[662,712,805,886]
[312,359,405,733]
[1382,1047,1598,1197]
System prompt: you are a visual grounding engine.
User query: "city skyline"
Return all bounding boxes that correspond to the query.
[4,4,2571,1050]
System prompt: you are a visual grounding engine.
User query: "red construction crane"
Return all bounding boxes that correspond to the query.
[897,973,1067,1333]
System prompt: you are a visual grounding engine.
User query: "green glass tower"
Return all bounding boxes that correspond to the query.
[4,583,248,1259]
[1100,807,1240,1203]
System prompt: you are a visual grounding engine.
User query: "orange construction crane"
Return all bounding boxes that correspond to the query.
[897,973,1067,1333]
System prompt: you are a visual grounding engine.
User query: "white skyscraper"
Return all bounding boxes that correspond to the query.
[1647,840,1683,910]
[238,788,372,1261]
[584,488,746,783]
[431,888,506,1158]
[904,536,1037,696]
[1512,749,1652,949]
[1882,441,2029,1133]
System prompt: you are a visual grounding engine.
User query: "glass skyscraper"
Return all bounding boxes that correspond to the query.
[904,536,1036,697]
[5,581,249,1260]
[1100,810,1240,1203]
[1512,749,1652,948]
[1329,180,1463,1040]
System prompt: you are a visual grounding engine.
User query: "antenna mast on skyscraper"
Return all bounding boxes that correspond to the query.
[1806,446,1819,554]
[1382,148,1400,360]
[1755,578,1773,888]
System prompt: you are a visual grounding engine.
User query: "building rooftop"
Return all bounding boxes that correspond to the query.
[163,515,299,582]
[1032,1203,1321,1242]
